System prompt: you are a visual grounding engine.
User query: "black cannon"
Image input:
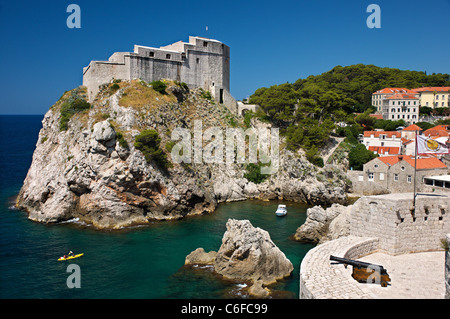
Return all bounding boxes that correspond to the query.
[330,255,391,287]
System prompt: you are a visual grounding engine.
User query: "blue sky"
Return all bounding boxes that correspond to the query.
[0,0,449,114]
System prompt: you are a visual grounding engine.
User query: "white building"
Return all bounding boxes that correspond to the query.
[382,93,419,124]
[363,130,402,156]
[372,88,416,113]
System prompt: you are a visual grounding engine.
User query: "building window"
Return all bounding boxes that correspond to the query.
[149,51,154,57]
[374,164,379,168]
[196,58,200,64]
[380,173,384,180]
[394,173,399,181]
[203,41,208,47]
[392,115,395,119]
[407,175,412,183]
[391,108,395,113]
[426,102,429,106]
[368,173,374,181]
[436,95,439,100]
[166,54,171,59]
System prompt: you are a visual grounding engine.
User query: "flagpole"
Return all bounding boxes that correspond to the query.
[413,129,417,214]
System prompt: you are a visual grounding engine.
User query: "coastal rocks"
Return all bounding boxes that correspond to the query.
[185,248,217,265]
[16,81,349,229]
[185,219,293,298]
[293,203,352,244]
[215,219,293,285]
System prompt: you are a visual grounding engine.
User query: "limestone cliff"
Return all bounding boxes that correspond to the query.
[17,80,348,229]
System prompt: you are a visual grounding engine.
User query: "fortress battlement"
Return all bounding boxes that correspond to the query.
[83,36,237,113]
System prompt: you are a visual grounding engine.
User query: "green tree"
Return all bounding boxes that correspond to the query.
[348,144,377,170]
[134,130,171,169]
[244,163,268,184]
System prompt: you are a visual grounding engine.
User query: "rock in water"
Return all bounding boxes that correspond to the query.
[293,203,351,244]
[214,219,293,285]
[185,248,217,265]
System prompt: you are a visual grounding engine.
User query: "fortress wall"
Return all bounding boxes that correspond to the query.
[82,36,236,112]
[299,236,380,299]
[446,233,450,299]
[350,193,449,255]
[130,56,181,83]
[83,57,130,102]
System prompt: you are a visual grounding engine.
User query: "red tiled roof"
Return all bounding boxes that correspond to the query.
[423,129,449,138]
[368,146,400,155]
[369,114,383,120]
[402,124,422,131]
[403,157,447,170]
[373,88,415,94]
[385,93,418,100]
[411,87,450,93]
[378,155,412,166]
[431,125,450,132]
[363,131,401,138]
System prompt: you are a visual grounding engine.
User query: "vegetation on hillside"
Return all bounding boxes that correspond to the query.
[59,87,91,131]
[134,129,172,170]
[249,64,450,166]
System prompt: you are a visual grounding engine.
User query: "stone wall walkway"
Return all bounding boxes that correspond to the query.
[300,236,445,299]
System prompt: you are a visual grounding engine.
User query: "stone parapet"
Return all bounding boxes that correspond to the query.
[446,233,450,299]
[300,236,380,299]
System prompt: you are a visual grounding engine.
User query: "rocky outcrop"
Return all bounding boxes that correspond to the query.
[214,219,293,285]
[185,219,293,298]
[16,80,349,229]
[293,203,352,244]
[185,248,217,265]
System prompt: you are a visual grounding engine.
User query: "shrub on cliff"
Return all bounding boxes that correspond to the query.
[244,162,268,184]
[134,129,171,169]
[151,80,167,95]
[59,97,91,131]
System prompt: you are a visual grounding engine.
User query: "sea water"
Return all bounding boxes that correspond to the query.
[0,115,314,299]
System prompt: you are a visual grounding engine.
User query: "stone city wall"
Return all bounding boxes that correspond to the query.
[446,233,450,299]
[299,236,380,299]
[350,193,449,255]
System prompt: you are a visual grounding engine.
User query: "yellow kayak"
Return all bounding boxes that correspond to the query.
[58,253,84,261]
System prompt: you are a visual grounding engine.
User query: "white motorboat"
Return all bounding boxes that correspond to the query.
[275,204,287,217]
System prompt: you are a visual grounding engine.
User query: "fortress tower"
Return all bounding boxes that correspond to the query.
[82,36,237,113]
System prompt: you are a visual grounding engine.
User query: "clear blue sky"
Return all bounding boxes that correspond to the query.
[0,0,449,114]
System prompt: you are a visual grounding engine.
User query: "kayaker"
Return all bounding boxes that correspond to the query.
[68,251,74,257]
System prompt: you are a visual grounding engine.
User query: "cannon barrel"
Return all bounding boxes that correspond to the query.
[330,255,386,272]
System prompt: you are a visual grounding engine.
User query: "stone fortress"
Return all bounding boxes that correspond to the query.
[83,36,239,113]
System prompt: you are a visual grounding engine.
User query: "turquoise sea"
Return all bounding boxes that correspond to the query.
[0,115,314,299]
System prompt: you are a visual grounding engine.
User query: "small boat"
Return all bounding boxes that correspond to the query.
[275,204,287,217]
[58,253,84,261]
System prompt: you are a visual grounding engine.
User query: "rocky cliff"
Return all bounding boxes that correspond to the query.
[17,80,349,229]
[185,219,293,297]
